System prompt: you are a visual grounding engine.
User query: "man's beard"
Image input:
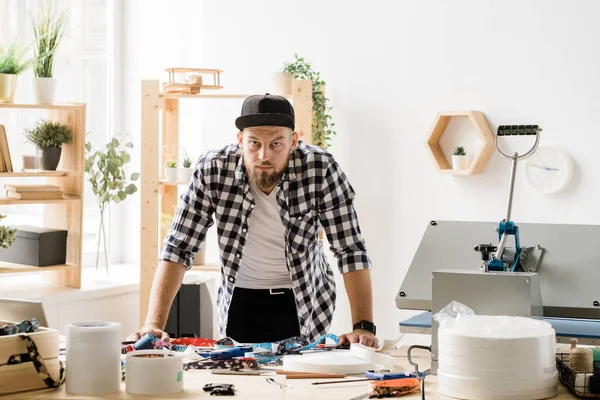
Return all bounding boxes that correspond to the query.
[245,157,289,191]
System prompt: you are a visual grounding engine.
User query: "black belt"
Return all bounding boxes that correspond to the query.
[234,287,292,296]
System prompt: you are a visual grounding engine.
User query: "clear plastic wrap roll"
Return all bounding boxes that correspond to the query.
[435,302,558,400]
[65,321,121,395]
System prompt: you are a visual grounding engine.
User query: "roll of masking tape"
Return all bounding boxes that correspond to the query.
[125,350,184,395]
[66,321,121,395]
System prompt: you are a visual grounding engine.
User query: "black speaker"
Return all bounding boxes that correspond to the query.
[165,283,213,338]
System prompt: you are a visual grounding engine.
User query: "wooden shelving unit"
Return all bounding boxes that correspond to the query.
[139,79,315,325]
[0,102,86,288]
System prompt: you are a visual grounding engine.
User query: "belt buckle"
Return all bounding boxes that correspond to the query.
[269,289,285,295]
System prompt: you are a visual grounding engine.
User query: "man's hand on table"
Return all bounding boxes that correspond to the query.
[125,324,170,342]
[338,329,379,348]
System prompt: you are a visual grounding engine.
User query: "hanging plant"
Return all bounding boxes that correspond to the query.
[283,54,336,149]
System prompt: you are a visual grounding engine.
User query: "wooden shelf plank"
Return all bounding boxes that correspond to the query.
[159,92,292,99]
[0,170,70,178]
[0,103,84,110]
[0,194,80,205]
[0,262,76,274]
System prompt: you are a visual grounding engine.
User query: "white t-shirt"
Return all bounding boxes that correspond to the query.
[235,183,291,289]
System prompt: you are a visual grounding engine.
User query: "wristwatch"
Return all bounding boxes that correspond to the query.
[353,320,376,335]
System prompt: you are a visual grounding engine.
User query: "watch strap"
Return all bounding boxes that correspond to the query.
[353,320,376,335]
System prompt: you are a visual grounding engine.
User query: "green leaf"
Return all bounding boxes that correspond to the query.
[130,172,140,181]
[125,183,137,195]
[85,142,91,152]
[120,152,131,163]
[112,194,121,203]
[111,138,119,147]
[118,191,127,200]
[125,142,133,148]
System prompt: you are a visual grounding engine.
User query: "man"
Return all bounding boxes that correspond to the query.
[128,94,377,347]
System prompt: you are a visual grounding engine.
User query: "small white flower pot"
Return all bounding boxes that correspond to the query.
[452,155,467,170]
[164,167,178,181]
[272,71,292,95]
[178,167,193,183]
[33,77,57,104]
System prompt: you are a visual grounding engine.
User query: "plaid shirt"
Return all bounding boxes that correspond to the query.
[159,141,372,342]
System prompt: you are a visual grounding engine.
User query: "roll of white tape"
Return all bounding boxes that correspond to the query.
[65,321,121,395]
[350,343,397,369]
[125,350,184,395]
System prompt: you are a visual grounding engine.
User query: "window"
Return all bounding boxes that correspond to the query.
[0,0,118,269]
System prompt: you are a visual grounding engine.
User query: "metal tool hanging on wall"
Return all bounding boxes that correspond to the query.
[475,124,546,273]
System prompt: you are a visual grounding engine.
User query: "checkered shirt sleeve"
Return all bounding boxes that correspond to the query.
[318,156,372,274]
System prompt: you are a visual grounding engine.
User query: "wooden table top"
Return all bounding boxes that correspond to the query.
[4,347,579,399]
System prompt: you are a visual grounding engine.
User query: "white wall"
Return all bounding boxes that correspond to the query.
[121,0,600,341]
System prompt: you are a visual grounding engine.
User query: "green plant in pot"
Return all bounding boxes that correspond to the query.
[24,119,72,170]
[452,146,467,170]
[283,53,336,149]
[85,135,139,274]
[30,0,70,104]
[164,159,178,181]
[178,154,194,182]
[0,41,35,103]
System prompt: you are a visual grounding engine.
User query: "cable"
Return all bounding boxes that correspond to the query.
[407,345,431,400]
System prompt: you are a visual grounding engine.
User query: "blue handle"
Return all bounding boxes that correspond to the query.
[206,346,253,360]
[365,370,413,380]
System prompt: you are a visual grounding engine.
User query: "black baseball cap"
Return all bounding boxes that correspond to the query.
[235,93,295,131]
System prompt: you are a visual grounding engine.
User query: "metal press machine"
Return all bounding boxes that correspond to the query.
[396,125,600,375]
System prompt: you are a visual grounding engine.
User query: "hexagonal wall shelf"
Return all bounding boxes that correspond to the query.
[426,110,495,175]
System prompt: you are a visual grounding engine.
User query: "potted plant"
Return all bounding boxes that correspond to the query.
[24,119,72,170]
[0,214,17,249]
[164,159,178,181]
[85,135,139,278]
[283,53,336,149]
[31,1,69,104]
[178,155,193,182]
[452,146,467,170]
[0,41,34,103]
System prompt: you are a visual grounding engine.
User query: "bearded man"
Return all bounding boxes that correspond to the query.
[128,94,378,347]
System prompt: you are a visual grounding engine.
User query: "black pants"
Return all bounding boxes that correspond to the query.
[226,287,301,343]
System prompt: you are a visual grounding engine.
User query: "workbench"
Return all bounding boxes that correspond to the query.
[3,347,578,399]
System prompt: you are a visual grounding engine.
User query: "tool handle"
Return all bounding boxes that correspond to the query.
[497,125,540,136]
[365,370,412,380]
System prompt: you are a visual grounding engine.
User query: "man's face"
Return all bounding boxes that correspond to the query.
[237,126,298,192]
